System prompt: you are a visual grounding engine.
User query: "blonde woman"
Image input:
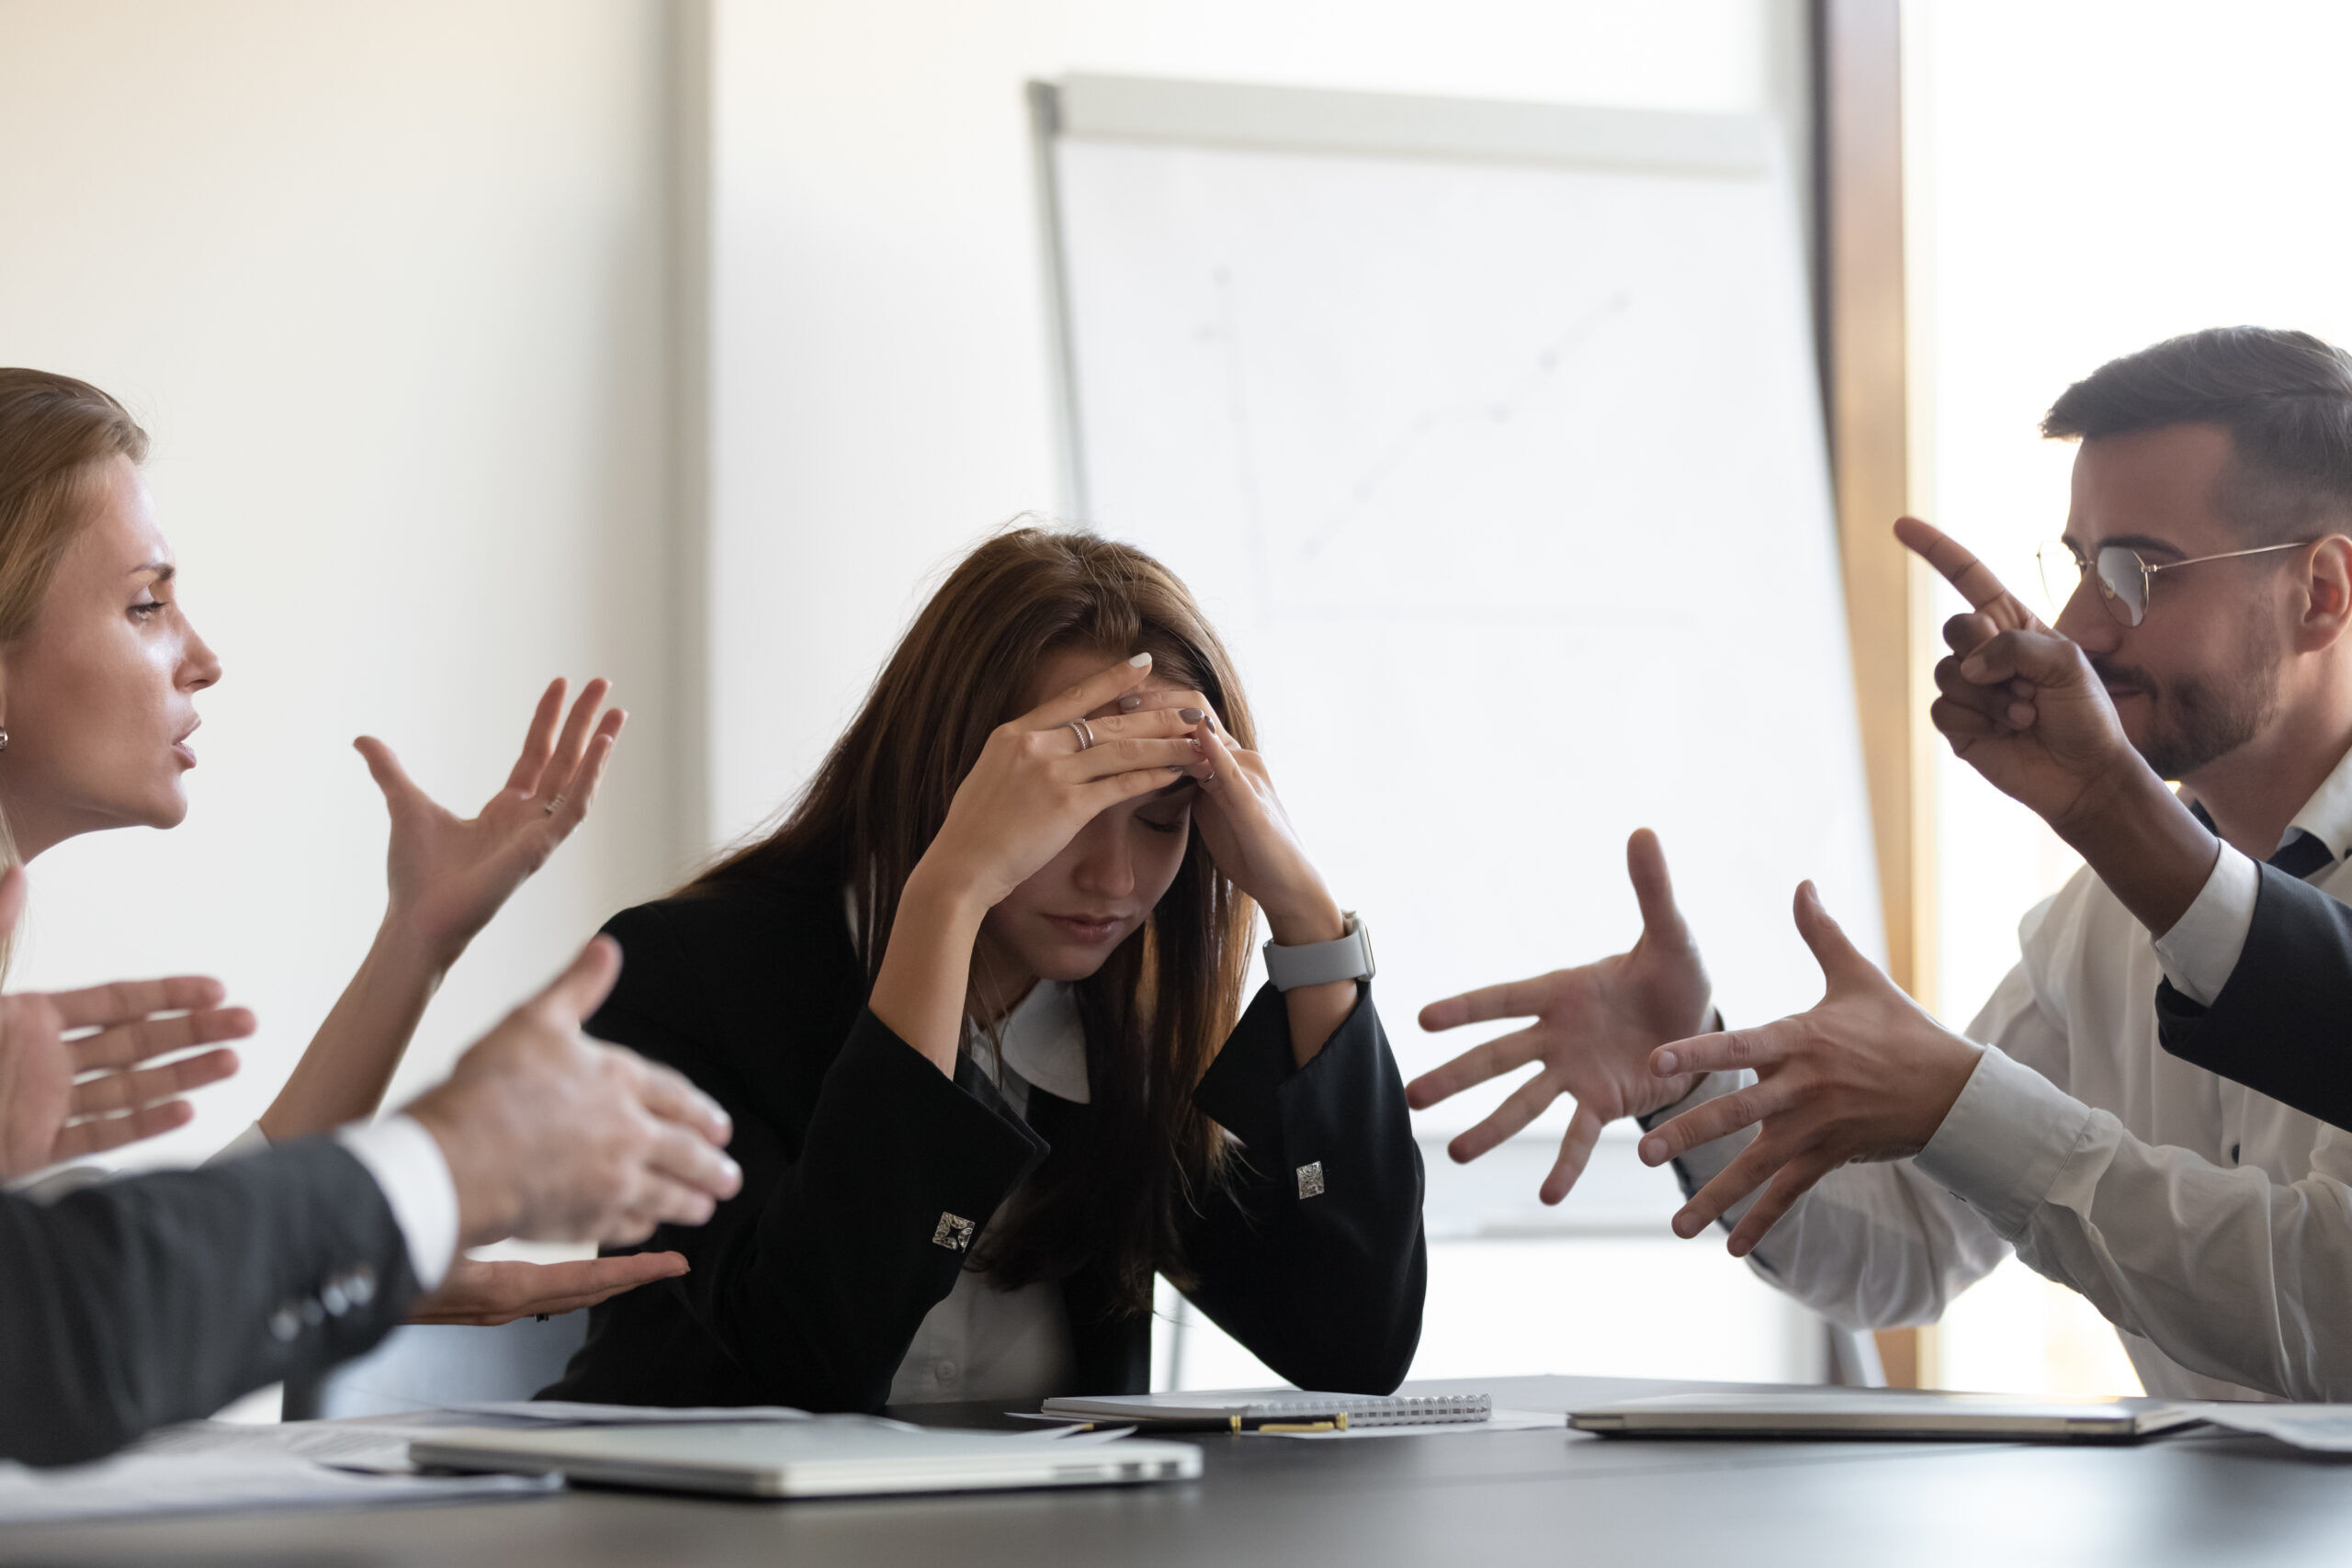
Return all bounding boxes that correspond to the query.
[0,367,668,1323]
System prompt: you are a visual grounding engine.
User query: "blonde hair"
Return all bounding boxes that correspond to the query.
[0,370,153,960]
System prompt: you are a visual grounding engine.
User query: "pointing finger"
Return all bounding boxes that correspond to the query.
[1894,515,2030,618]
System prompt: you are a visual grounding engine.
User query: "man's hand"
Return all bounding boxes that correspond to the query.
[1407,829,1711,1204]
[0,867,253,1179]
[1897,515,2216,935]
[407,1251,687,1326]
[1898,516,2143,830]
[1634,881,1979,1258]
[403,937,741,1250]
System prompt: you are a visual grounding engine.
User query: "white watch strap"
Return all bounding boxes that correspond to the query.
[1263,913,1375,991]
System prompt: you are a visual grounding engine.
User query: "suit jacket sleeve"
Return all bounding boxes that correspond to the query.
[0,1137,417,1467]
[1181,982,1427,1393]
[2155,863,2352,1130]
[583,903,1048,1412]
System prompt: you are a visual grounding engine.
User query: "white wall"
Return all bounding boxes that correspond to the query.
[0,0,687,1159]
[701,0,1826,1385]
[701,0,1809,841]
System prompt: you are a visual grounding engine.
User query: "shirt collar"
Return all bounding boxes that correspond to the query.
[2284,739,2352,862]
[987,981,1091,1106]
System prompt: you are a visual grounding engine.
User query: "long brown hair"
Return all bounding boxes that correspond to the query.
[697,525,1258,1310]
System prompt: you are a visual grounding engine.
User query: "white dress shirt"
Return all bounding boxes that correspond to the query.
[1669,744,2352,1403]
[2152,745,2352,1004]
[887,980,1085,1406]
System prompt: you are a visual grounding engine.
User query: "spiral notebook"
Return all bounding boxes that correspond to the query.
[1041,1388,1491,1431]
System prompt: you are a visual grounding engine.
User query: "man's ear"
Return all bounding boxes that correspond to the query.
[2296,536,2352,651]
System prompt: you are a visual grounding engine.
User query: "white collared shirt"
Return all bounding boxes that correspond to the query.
[1670,741,2352,1403]
[2152,740,2352,1003]
[887,980,1088,1406]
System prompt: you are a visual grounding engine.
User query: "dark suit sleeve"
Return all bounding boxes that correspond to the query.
[0,1138,418,1467]
[2156,863,2352,1130]
[582,905,1047,1412]
[1181,982,1426,1393]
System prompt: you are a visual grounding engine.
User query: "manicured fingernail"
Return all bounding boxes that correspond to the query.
[1179,707,1204,723]
[1119,694,1142,711]
[1654,1049,1678,1074]
[1961,656,1987,680]
[1169,764,1185,773]
[1128,651,1152,667]
[1188,738,1203,752]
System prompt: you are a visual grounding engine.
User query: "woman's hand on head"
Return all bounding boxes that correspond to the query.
[359,678,625,969]
[915,653,1206,912]
[1172,700,1343,945]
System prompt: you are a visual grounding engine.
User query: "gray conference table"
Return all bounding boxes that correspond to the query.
[7,1375,2351,1567]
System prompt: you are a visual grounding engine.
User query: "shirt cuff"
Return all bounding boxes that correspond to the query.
[1911,1044,2094,1238]
[336,1114,460,1293]
[2150,842,2257,1007]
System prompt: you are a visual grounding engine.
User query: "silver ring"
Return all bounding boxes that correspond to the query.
[543,794,567,815]
[1065,718,1095,751]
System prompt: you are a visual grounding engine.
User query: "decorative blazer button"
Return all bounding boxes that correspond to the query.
[1295,1161,1327,1200]
[931,1213,975,1252]
[345,1263,377,1307]
[301,1297,326,1327]
[321,1280,350,1317]
[269,1305,302,1343]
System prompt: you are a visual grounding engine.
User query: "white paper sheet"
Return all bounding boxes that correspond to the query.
[2188,1403,2352,1451]
[0,1450,552,1526]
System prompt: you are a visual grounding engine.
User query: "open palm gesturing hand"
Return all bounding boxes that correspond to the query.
[359,679,625,968]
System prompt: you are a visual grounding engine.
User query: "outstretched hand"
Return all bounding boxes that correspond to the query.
[0,867,254,1179]
[1636,880,1978,1258]
[360,678,625,968]
[1406,830,1710,1205]
[1897,516,2142,830]
[408,1250,688,1326]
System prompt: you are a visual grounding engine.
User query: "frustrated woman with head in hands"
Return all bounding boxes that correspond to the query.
[0,367,668,1324]
[548,526,1425,1410]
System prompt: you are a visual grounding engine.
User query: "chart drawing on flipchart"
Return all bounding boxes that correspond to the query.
[1047,114,1882,1127]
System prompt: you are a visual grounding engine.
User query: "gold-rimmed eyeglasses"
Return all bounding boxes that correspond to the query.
[2036,538,2312,628]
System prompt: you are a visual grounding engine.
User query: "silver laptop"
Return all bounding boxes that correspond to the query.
[1567,1389,2202,1443]
[409,1416,1202,1499]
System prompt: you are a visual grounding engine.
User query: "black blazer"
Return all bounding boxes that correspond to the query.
[546,863,1427,1411]
[0,1137,417,1467]
[2156,861,2352,1131]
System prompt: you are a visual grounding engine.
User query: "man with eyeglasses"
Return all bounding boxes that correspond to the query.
[1412,325,2352,1404]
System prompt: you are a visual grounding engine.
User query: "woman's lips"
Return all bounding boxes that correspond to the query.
[172,741,197,768]
[1044,913,1128,944]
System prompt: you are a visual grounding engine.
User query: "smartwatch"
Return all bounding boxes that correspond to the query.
[1263,912,1375,991]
